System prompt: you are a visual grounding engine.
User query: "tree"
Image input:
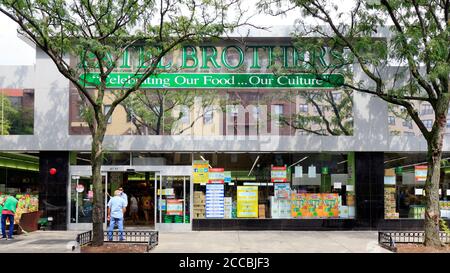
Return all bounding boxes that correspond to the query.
[279,89,353,136]
[119,89,219,135]
[259,0,449,246]
[0,0,253,246]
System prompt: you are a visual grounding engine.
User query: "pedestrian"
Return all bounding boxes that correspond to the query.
[130,194,139,224]
[118,187,128,207]
[107,190,127,241]
[1,195,19,240]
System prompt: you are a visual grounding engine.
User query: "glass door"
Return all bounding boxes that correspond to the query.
[155,174,191,229]
[70,173,108,224]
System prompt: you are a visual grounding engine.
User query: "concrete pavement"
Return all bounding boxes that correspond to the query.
[0,230,81,253]
[152,231,391,253]
[0,230,391,253]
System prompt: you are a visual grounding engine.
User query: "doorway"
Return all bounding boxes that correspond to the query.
[68,165,192,231]
[108,171,156,227]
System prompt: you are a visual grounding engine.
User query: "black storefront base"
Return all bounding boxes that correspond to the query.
[193,219,357,231]
[39,151,69,230]
[192,219,450,231]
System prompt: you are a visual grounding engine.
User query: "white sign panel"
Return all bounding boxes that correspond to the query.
[415,188,424,196]
[333,182,342,189]
[206,184,224,218]
[308,165,316,178]
[384,176,396,185]
[295,166,303,178]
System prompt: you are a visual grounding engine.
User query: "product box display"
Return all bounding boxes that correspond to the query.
[291,193,339,218]
[258,204,266,218]
[384,186,398,219]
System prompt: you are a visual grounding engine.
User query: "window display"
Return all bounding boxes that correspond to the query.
[384,153,450,219]
[192,153,355,220]
[0,193,39,224]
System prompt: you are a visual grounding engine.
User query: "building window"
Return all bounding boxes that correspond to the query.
[104,105,112,124]
[181,106,190,124]
[273,104,283,125]
[404,131,415,136]
[421,104,433,115]
[402,120,413,129]
[273,104,283,116]
[447,119,450,128]
[423,119,433,129]
[229,105,239,118]
[203,106,214,124]
[388,116,395,125]
[298,104,308,113]
[251,106,260,121]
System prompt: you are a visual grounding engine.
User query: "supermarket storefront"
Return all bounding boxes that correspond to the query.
[2,32,450,231]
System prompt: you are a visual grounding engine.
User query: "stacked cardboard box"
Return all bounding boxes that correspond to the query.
[384,186,399,219]
[258,204,266,218]
[193,191,206,218]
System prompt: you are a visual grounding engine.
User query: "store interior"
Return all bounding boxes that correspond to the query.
[384,152,450,219]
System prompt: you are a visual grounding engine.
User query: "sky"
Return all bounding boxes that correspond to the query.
[0,0,353,66]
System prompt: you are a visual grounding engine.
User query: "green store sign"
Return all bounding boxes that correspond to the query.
[80,72,344,89]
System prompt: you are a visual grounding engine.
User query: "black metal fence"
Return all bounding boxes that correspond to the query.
[378,231,450,252]
[76,230,159,252]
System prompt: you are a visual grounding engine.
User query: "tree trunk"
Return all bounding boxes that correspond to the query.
[424,97,449,247]
[91,123,107,246]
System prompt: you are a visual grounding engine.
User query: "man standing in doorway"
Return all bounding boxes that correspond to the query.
[1,195,18,240]
[118,187,128,206]
[107,190,127,241]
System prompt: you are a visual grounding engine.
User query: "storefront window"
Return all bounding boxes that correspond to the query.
[192,153,355,220]
[384,153,450,219]
[0,153,40,225]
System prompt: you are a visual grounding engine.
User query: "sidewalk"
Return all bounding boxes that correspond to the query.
[0,230,391,253]
[152,231,391,253]
[0,231,81,253]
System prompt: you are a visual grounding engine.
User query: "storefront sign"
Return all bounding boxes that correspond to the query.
[157,188,174,196]
[166,199,183,215]
[158,199,166,211]
[224,171,232,183]
[271,166,287,182]
[193,160,209,184]
[415,166,427,182]
[237,186,258,218]
[80,72,344,89]
[206,184,224,218]
[274,183,290,199]
[208,168,225,184]
[76,184,85,193]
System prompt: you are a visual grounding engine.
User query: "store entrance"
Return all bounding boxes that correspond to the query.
[108,171,156,227]
[68,165,192,231]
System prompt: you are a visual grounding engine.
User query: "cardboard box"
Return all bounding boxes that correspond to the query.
[384,169,395,176]
[258,204,266,218]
